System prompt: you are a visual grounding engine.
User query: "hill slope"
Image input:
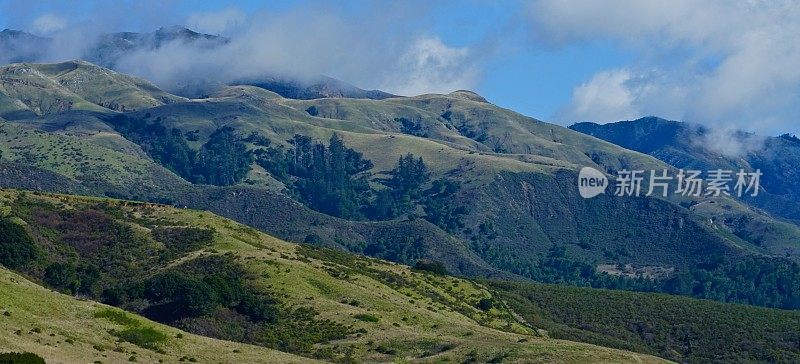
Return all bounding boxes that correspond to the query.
[571,117,800,231]
[0,61,798,309]
[0,61,186,118]
[0,188,667,363]
[492,280,800,363]
[0,267,315,364]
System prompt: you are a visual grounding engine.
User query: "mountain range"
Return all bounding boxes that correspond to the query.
[571,117,800,225]
[0,27,395,100]
[0,26,798,363]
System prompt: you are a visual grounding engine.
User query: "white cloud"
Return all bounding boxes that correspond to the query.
[527,0,800,136]
[5,4,479,97]
[381,36,478,96]
[111,8,480,97]
[693,127,766,158]
[31,13,66,34]
[185,7,245,35]
[557,69,638,123]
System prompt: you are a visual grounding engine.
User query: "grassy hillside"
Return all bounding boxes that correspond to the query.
[570,118,800,227]
[0,120,505,277]
[0,122,188,199]
[0,61,798,311]
[0,267,316,364]
[0,188,667,363]
[492,280,800,363]
[0,61,186,118]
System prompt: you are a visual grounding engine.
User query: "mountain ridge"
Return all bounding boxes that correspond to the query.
[0,60,798,310]
[0,188,668,363]
[570,117,800,229]
[0,27,398,101]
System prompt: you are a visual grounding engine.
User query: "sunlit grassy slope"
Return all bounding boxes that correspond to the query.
[0,61,185,118]
[0,189,667,363]
[0,267,316,364]
[0,122,188,197]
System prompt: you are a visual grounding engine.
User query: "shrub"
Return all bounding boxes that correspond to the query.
[152,227,214,257]
[0,218,38,269]
[476,298,494,311]
[0,352,46,364]
[412,260,449,275]
[44,262,80,293]
[237,292,278,323]
[112,327,168,350]
[94,309,139,326]
[353,314,379,323]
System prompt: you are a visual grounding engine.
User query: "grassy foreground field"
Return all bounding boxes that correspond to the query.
[0,267,316,364]
[0,189,667,363]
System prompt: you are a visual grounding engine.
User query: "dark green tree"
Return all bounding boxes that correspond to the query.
[373,153,431,218]
[0,218,38,269]
[261,133,373,219]
[422,178,468,232]
[193,127,253,186]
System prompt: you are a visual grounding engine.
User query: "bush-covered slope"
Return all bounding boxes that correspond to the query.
[570,117,800,226]
[1,61,798,310]
[492,280,800,363]
[0,122,189,199]
[0,267,316,364]
[0,189,666,363]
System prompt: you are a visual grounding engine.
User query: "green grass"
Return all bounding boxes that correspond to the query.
[353,314,379,322]
[0,189,667,364]
[112,327,169,351]
[2,60,796,292]
[0,266,316,363]
[93,309,140,327]
[493,280,800,363]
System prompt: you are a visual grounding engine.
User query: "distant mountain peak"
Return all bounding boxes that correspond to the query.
[0,26,396,101]
[448,90,487,103]
[236,75,397,100]
[780,133,800,143]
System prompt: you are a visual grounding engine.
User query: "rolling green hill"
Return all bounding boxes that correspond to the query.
[0,59,797,363]
[0,188,668,363]
[0,61,798,311]
[0,267,316,364]
[491,280,800,363]
[571,117,800,257]
[0,61,186,119]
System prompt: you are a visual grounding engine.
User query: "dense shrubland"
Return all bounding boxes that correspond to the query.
[492,280,800,363]
[0,194,350,355]
[478,244,800,310]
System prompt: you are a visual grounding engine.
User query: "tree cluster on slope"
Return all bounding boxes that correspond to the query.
[106,115,253,186]
[254,133,468,230]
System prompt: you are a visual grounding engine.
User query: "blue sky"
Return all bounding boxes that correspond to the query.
[0,0,631,124]
[1,0,798,136]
